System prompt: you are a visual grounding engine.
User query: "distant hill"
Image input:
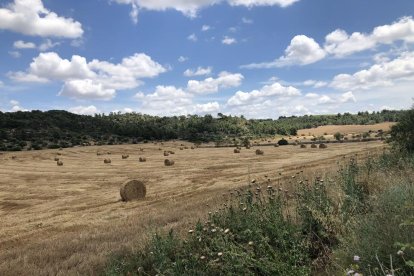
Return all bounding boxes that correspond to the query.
[0,109,405,151]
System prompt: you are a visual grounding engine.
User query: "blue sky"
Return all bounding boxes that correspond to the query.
[0,0,414,118]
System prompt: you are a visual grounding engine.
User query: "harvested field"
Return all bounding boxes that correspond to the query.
[297,122,395,136]
[0,141,386,275]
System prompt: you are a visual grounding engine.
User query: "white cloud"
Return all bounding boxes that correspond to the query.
[187,33,198,42]
[9,51,21,58]
[178,56,189,62]
[9,52,167,100]
[242,17,253,24]
[243,17,414,68]
[201,25,211,31]
[227,82,301,106]
[10,100,19,106]
[325,16,414,57]
[187,71,243,94]
[114,0,299,23]
[276,35,326,66]
[305,92,319,99]
[242,35,326,68]
[134,85,193,115]
[9,100,28,112]
[60,80,116,100]
[331,51,414,90]
[317,91,356,105]
[68,105,99,115]
[0,0,83,38]
[184,66,212,77]
[13,40,36,49]
[39,39,60,51]
[194,102,220,113]
[222,36,237,45]
[302,79,328,88]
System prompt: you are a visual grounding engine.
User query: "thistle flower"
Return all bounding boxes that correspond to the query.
[397,250,404,256]
[224,228,230,234]
[218,252,223,257]
[353,255,360,262]
[248,241,254,246]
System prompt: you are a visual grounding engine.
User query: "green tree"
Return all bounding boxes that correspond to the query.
[390,106,414,152]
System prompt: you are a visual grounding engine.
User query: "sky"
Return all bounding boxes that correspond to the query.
[0,0,414,118]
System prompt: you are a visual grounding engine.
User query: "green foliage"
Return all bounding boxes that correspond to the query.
[334,132,343,141]
[0,109,405,151]
[391,107,414,153]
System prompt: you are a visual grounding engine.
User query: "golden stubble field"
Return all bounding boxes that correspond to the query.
[0,140,386,275]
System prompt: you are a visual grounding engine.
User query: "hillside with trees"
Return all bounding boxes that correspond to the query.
[0,109,405,151]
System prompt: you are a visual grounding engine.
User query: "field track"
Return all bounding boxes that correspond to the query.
[0,141,386,275]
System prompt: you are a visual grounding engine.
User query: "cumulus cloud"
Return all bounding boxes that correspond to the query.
[227,82,301,106]
[194,102,220,113]
[9,51,167,100]
[113,0,299,23]
[9,100,28,112]
[68,105,99,115]
[187,33,198,42]
[13,40,36,49]
[222,36,237,45]
[302,79,328,88]
[330,51,414,90]
[0,0,83,38]
[178,56,189,62]
[187,71,244,94]
[184,66,212,77]
[242,35,326,68]
[243,17,414,68]
[201,25,211,31]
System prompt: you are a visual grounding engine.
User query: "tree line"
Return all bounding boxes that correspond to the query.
[0,109,405,151]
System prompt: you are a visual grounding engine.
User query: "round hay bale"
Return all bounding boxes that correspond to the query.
[57,160,63,166]
[311,144,317,148]
[139,157,146,162]
[120,180,146,201]
[164,151,169,156]
[191,146,195,149]
[122,154,129,159]
[274,144,279,147]
[97,152,102,156]
[234,149,241,153]
[56,152,62,156]
[184,146,189,149]
[245,145,251,149]
[255,149,264,155]
[180,147,184,150]
[104,158,111,164]
[168,151,175,154]
[300,144,307,148]
[164,159,175,166]
[319,143,328,149]
[54,157,60,161]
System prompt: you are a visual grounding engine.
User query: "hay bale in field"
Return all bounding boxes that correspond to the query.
[245,145,251,149]
[319,143,328,149]
[139,157,146,162]
[11,155,17,160]
[139,148,144,152]
[120,180,146,201]
[184,146,189,149]
[191,146,195,149]
[158,148,162,151]
[57,160,63,166]
[107,151,111,155]
[255,149,264,155]
[164,151,169,156]
[180,147,184,150]
[54,157,60,161]
[300,144,307,148]
[234,149,241,153]
[274,144,279,147]
[56,152,62,156]
[104,158,112,164]
[122,154,129,159]
[311,144,317,148]
[164,159,175,166]
[97,152,103,156]
[168,151,175,154]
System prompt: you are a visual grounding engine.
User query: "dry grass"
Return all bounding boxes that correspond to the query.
[0,141,386,275]
[297,122,395,136]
